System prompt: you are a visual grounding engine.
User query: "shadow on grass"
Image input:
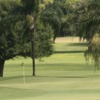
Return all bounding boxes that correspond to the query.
[67,43,88,46]
[54,50,84,54]
[0,75,31,81]
[36,75,87,78]
[36,74,100,79]
[0,74,99,82]
[54,42,87,54]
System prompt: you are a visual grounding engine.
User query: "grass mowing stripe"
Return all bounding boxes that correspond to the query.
[0,39,100,100]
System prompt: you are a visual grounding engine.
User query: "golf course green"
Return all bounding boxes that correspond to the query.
[0,37,100,100]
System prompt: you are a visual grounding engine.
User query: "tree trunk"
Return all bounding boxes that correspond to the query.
[31,40,35,76]
[53,33,57,43]
[0,60,5,77]
[31,28,35,76]
[29,14,36,76]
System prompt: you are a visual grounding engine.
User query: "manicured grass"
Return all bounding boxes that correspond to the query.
[0,38,100,100]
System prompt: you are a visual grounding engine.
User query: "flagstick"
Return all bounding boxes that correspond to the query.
[20,62,26,84]
[23,64,26,84]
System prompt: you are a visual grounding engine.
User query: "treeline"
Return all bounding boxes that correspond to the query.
[0,0,100,77]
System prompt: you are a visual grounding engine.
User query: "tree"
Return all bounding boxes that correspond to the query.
[83,0,100,70]
[20,0,39,76]
[85,34,100,71]
[70,0,100,69]
[73,0,100,41]
[61,0,100,69]
[41,0,69,43]
[62,0,87,38]
[0,12,29,77]
[0,0,28,77]
[0,0,53,77]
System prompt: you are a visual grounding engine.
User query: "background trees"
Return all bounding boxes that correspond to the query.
[69,0,100,69]
[85,34,100,70]
[83,0,100,70]
[0,0,100,77]
[41,0,68,43]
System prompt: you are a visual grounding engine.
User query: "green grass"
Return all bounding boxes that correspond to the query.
[0,39,100,100]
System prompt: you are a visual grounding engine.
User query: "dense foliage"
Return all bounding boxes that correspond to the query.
[61,0,100,69]
[81,0,100,69]
[0,0,53,77]
[41,0,68,42]
[85,34,100,70]
[0,0,100,76]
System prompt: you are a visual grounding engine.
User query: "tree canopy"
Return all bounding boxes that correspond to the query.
[0,0,53,77]
[41,0,68,43]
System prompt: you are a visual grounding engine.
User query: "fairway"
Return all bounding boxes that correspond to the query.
[0,37,100,100]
